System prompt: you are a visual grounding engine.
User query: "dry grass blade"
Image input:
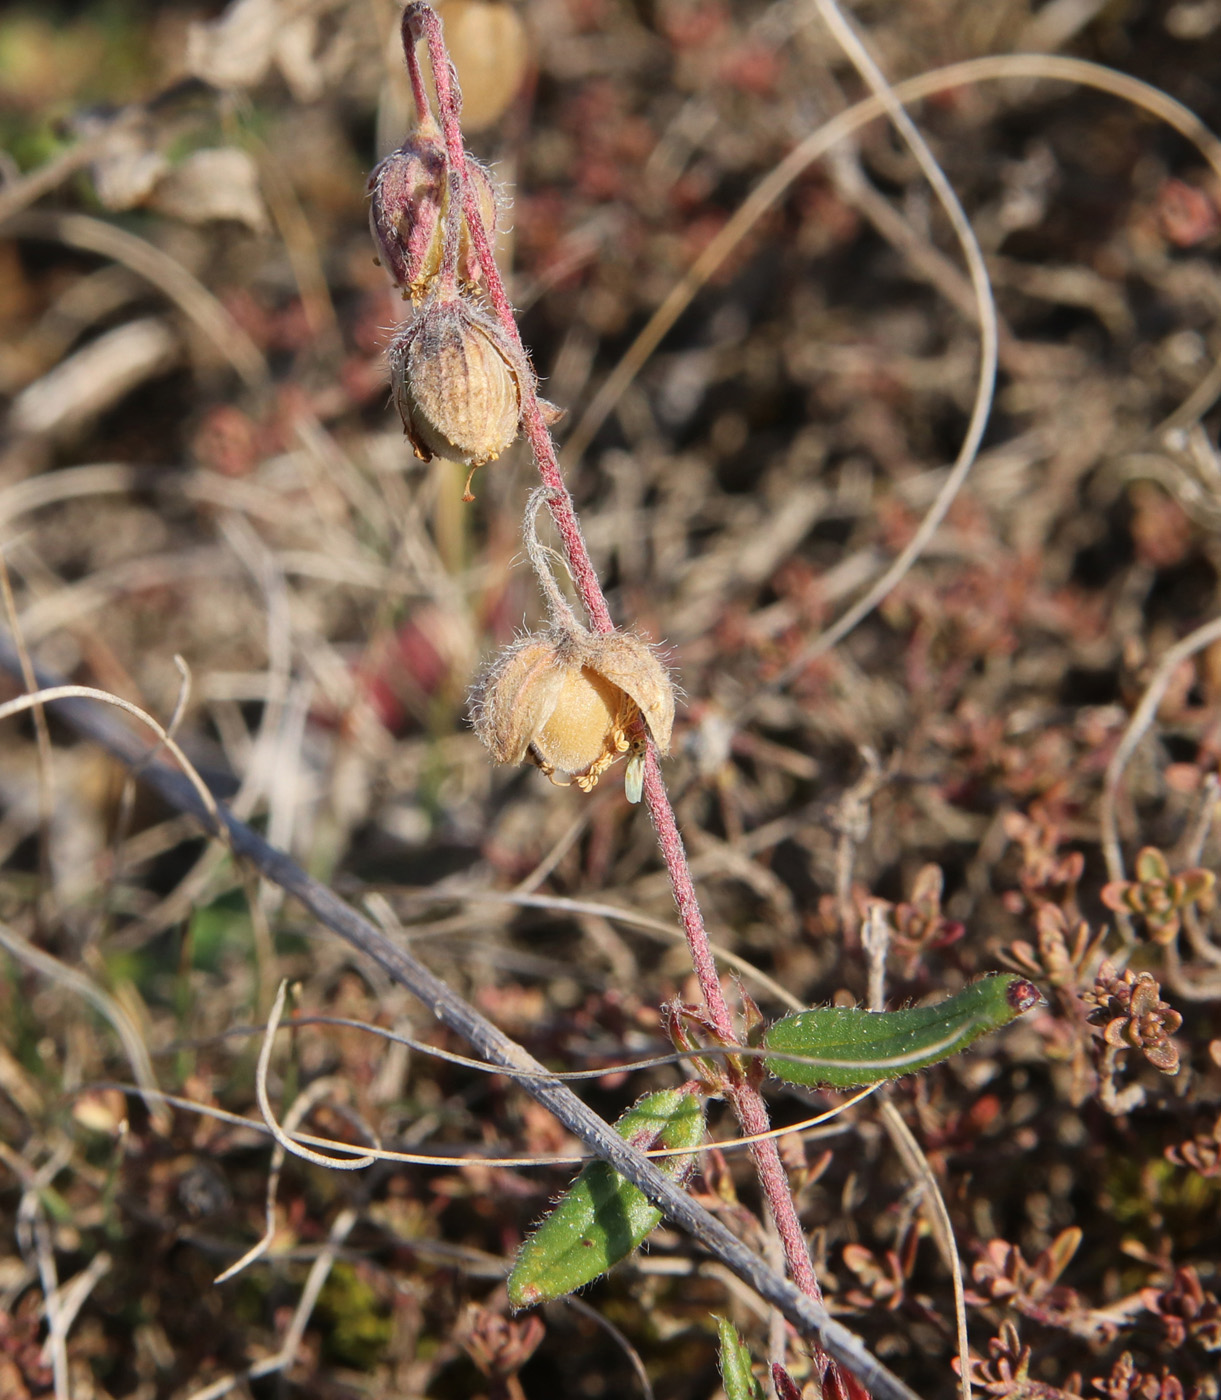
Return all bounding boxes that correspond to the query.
[564,52,1221,473]
[0,632,920,1400]
[0,917,170,1133]
[1101,613,1221,889]
[6,211,269,392]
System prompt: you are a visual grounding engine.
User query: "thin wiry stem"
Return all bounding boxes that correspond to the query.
[807,12,988,1394]
[403,1,832,1359]
[763,0,999,721]
[1101,612,1221,888]
[0,627,920,1400]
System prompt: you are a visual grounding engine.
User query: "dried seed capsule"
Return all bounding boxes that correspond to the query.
[471,626,674,793]
[390,294,520,474]
[585,630,675,762]
[536,663,636,790]
[470,637,567,766]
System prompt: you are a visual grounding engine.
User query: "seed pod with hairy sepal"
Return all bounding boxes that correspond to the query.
[471,626,675,793]
[368,127,500,303]
[368,122,447,300]
[390,294,520,476]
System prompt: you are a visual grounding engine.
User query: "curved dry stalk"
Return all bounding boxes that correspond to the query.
[561,1294,656,1400]
[82,1067,866,1171]
[185,1206,358,1400]
[755,0,998,734]
[879,1096,972,1400]
[0,918,170,1134]
[6,211,268,392]
[857,778,971,1400]
[0,636,919,1400]
[1100,613,1221,889]
[278,1091,864,1169]
[560,53,1221,736]
[216,1072,360,1283]
[0,684,223,837]
[254,980,380,1171]
[785,14,987,1394]
[563,52,1221,471]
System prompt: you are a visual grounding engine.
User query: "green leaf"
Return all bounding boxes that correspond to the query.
[507,1088,706,1308]
[717,1317,764,1400]
[1135,847,1170,884]
[763,974,1040,1089]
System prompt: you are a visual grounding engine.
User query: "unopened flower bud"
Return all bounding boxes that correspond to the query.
[368,121,447,300]
[369,125,500,303]
[472,627,675,792]
[390,294,520,480]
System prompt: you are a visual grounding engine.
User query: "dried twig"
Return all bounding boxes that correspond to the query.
[0,628,919,1400]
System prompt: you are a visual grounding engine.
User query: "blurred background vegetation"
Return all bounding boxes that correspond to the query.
[2,1,1221,1397]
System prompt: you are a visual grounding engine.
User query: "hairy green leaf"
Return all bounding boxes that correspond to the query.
[507,1088,706,1308]
[763,974,1040,1089]
[717,1317,765,1400]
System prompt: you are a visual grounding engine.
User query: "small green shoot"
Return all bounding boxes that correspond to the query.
[717,1317,765,1400]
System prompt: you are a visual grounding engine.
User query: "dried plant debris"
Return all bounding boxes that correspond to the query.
[1,0,1221,1397]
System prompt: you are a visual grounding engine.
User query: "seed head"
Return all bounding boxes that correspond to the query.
[390,294,520,478]
[471,627,675,793]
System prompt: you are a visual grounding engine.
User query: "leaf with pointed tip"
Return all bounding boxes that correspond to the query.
[763,974,1040,1089]
[717,1317,764,1400]
[508,1088,705,1308]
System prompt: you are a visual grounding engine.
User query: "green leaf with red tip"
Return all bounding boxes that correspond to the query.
[763,974,1040,1090]
[507,1089,706,1308]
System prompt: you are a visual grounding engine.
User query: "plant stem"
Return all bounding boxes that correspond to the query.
[0,627,915,1400]
[399,7,435,130]
[403,0,833,1359]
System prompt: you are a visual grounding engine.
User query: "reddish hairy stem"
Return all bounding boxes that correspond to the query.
[640,751,734,1035]
[402,0,828,1330]
[408,4,462,298]
[399,7,435,129]
[729,1084,822,1299]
